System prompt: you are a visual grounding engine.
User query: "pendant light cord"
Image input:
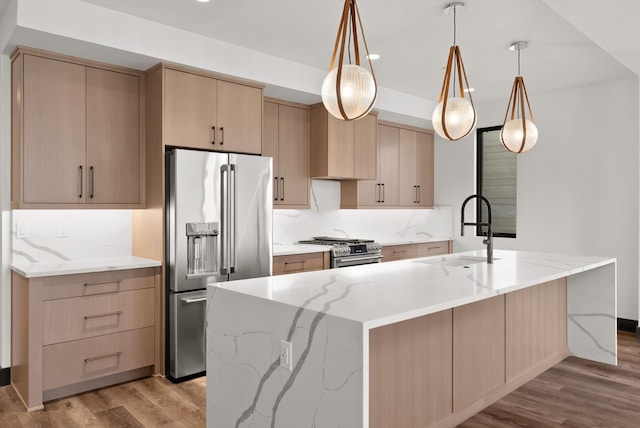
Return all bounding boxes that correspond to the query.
[517,44,521,75]
[453,5,457,46]
[452,5,457,97]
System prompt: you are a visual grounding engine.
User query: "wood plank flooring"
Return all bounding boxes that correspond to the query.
[0,332,638,427]
[460,331,640,427]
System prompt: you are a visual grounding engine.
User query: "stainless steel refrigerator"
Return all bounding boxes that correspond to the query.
[166,148,272,382]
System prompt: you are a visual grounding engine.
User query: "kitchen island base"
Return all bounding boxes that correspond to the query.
[207,251,616,428]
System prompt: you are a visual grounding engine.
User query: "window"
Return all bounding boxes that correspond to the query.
[476,126,517,238]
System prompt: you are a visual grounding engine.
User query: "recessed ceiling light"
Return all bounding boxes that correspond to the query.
[196,0,210,3]
[464,87,475,93]
[366,53,380,60]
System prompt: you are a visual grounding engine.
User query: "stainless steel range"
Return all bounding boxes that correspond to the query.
[298,237,383,268]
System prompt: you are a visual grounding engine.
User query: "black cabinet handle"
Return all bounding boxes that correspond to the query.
[274,177,279,201]
[381,183,385,203]
[376,183,380,203]
[220,127,224,145]
[211,126,216,144]
[89,166,94,199]
[417,185,421,203]
[78,166,83,198]
[280,177,284,201]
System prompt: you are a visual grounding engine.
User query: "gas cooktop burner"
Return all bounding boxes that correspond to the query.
[298,236,375,246]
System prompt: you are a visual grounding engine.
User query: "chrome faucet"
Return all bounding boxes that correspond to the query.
[461,194,493,264]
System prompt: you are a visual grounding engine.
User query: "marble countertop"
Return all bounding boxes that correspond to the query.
[11,256,162,278]
[212,250,615,330]
[378,237,453,246]
[273,244,333,256]
[272,238,453,256]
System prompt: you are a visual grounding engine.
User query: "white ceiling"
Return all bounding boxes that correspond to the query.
[73,0,636,105]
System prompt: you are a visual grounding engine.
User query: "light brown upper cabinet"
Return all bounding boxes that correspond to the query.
[163,67,262,155]
[11,48,145,208]
[309,103,377,179]
[398,128,434,207]
[341,121,434,209]
[263,99,310,208]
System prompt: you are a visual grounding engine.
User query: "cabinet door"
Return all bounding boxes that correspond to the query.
[23,55,86,204]
[164,69,217,150]
[263,101,280,203]
[415,132,434,207]
[377,125,399,206]
[453,296,505,411]
[354,114,377,179]
[216,80,262,154]
[278,104,309,207]
[398,129,418,206]
[86,68,141,204]
[327,116,354,178]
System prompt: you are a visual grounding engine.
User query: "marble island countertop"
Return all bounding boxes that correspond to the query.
[11,256,162,278]
[214,249,615,329]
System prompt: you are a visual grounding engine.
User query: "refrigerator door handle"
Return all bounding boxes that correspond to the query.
[229,163,238,273]
[220,164,230,275]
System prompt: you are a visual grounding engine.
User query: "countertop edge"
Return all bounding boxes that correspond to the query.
[11,257,162,278]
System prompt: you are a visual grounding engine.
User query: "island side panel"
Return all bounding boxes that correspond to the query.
[206,286,364,428]
[567,262,617,365]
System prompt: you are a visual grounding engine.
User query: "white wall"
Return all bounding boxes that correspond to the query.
[435,77,640,320]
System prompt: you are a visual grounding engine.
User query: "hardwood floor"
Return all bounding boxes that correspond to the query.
[0,376,206,427]
[460,331,640,427]
[0,332,638,427]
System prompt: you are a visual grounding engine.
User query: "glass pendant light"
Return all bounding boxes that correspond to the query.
[432,2,477,141]
[321,0,377,121]
[500,41,538,153]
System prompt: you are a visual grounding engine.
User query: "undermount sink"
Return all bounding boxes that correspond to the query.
[419,256,500,267]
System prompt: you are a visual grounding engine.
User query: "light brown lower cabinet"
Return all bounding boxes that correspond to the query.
[369,278,568,428]
[11,267,161,411]
[273,252,330,275]
[381,241,451,262]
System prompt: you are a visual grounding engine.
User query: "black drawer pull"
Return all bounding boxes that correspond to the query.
[84,311,122,320]
[84,351,122,363]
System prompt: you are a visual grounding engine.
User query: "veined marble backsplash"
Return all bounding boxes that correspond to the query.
[274,180,453,245]
[12,210,132,264]
[12,181,452,263]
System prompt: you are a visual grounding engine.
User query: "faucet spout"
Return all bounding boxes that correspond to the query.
[460,194,493,264]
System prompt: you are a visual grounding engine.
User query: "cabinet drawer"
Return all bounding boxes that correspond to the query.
[418,241,450,257]
[41,268,156,301]
[43,327,154,391]
[42,288,154,345]
[382,244,419,262]
[273,253,325,275]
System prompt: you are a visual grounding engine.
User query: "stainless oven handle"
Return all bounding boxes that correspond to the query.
[334,254,383,263]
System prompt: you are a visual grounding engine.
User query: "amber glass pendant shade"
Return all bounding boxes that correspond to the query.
[321,0,377,121]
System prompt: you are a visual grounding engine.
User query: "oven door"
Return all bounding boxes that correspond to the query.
[332,254,383,268]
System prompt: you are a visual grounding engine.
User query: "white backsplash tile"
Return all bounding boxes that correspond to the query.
[274,180,453,245]
[12,210,132,264]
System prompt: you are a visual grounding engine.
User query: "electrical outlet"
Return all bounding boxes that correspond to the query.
[280,339,293,371]
[17,222,28,238]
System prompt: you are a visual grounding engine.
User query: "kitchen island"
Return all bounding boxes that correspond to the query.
[206,250,616,428]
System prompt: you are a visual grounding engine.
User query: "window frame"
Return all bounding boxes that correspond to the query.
[476,126,517,239]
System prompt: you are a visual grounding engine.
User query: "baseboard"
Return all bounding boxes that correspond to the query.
[0,367,10,387]
[636,325,640,340]
[617,317,638,333]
